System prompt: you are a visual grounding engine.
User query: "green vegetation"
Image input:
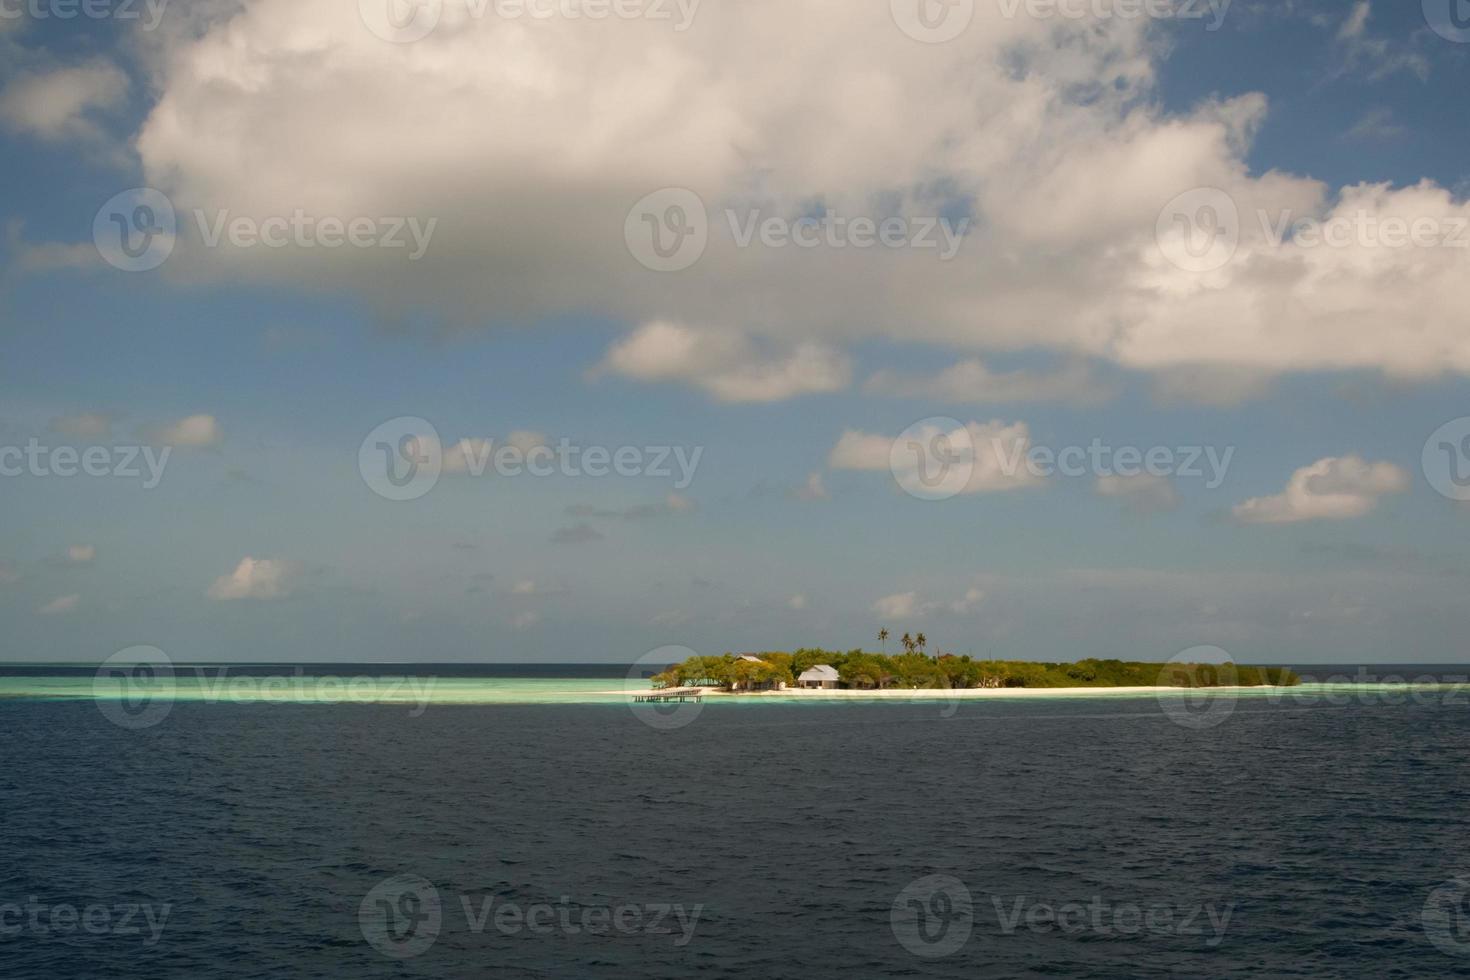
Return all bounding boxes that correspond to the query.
[652,649,1300,691]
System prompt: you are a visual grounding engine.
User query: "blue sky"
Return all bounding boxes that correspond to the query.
[2,0,1469,663]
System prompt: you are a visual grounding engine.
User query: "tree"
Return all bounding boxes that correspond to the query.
[878,628,889,653]
[916,632,927,657]
[901,632,914,654]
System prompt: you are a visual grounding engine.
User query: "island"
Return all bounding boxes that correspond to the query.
[652,644,1300,695]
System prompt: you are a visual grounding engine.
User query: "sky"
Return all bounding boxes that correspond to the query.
[2,0,1469,664]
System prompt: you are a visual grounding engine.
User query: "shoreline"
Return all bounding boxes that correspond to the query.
[618,684,1291,699]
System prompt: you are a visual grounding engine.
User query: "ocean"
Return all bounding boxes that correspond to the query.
[2,663,1469,977]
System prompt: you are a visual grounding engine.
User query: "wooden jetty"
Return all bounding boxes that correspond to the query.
[632,688,704,703]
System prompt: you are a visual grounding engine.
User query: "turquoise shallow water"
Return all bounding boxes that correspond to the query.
[2,665,1466,707]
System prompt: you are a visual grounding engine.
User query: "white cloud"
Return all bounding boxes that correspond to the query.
[441,431,548,474]
[207,557,294,600]
[787,593,808,610]
[0,62,128,142]
[566,492,695,520]
[149,414,222,448]
[864,359,1114,406]
[1096,473,1180,513]
[49,413,113,440]
[511,580,539,595]
[66,544,97,564]
[875,585,987,620]
[1232,455,1409,525]
[830,419,1047,493]
[0,0,1436,395]
[596,321,850,403]
[37,594,79,615]
[792,472,829,501]
[872,591,923,620]
[511,610,540,630]
[949,587,985,614]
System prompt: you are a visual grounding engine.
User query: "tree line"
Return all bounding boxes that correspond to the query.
[652,648,1300,691]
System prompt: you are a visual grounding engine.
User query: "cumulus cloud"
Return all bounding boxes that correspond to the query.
[1096,474,1180,514]
[0,0,1443,398]
[872,591,923,620]
[37,594,79,615]
[864,359,1114,406]
[830,419,1047,494]
[791,472,829,502]
[0,62,128,142]
[1232,455,1409,525]
[441,431,548,474]
[949,587,985,615]
[49,413,114,440]
[148,414,222,448]
[596,321,850,403]
[207,557,294,600]
[66,544,97,564]
[875,585,985,619]
[787,593,808,610]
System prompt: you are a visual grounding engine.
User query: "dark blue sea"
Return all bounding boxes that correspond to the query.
[3,663,1470,978]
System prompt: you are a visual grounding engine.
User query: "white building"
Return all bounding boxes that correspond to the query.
[797,665,840,689]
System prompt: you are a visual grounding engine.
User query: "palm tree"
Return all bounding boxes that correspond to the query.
[878,628,889,653]
[916,632,928,658]
[901,632,914,654]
